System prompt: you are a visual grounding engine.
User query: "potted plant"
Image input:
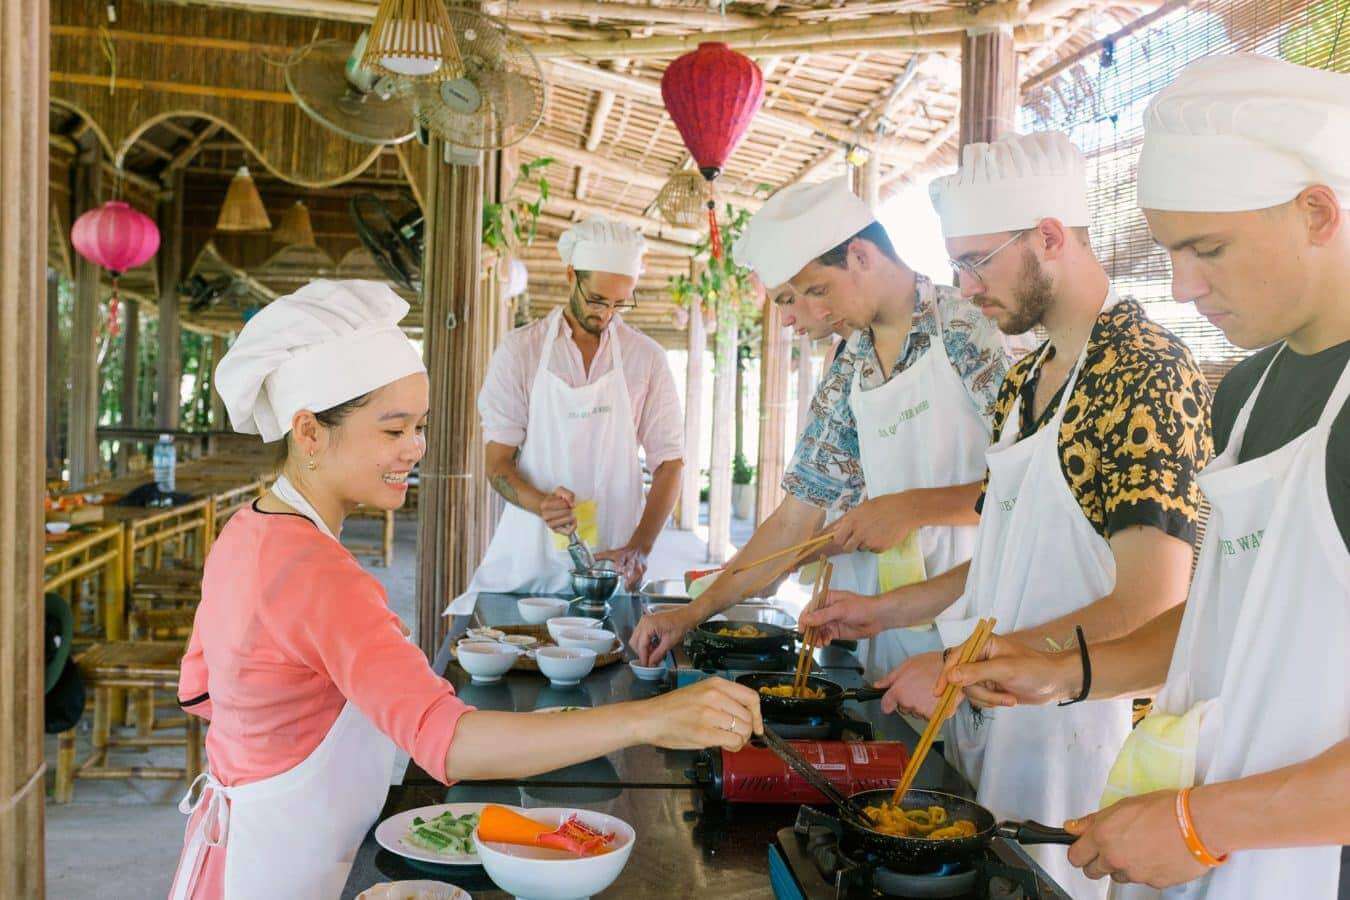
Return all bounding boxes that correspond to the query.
[731,454,755,520]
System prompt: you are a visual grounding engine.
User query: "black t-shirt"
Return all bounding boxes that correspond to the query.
[1210,339,1350,551]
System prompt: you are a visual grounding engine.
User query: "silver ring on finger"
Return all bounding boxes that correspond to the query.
[725,716,737,732]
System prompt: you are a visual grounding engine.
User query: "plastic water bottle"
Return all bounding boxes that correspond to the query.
[152,434,177,497]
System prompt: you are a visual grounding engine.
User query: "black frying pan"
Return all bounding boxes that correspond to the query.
[760,727,1074,874]
[736,672,883,720]
[693,620,795,653]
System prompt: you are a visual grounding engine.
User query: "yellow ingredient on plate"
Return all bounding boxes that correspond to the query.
[550,499,599,551]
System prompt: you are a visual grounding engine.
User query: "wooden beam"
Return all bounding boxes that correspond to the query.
[706,299,737,563]
[68,137,103,487]
[532,27,964,61]
[521,136,667,192]
[52,24,294,56]
[1,0,50,887]
[960,27,1018,147]
[679,280,706,531]
[157,171,186,431]
[520,188,703,245]
[755,295,790,524]
[51,72,296,105]
[163,124,222,181]
[484,0,765,29]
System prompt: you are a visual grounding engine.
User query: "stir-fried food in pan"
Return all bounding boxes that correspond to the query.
[862,803,978,840]
[759,683,826,699]
[714,624,764,638]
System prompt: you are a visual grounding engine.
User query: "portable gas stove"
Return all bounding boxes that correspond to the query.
[689,739,905,805]
[683,628,798,676]
[769,806,1074,900]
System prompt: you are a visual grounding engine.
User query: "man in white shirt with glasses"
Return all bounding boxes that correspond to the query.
[465,217,684,598]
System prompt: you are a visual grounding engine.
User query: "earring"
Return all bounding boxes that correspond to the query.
[307,453,318,471]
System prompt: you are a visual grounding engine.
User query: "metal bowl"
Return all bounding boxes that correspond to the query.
[570,567,619,601]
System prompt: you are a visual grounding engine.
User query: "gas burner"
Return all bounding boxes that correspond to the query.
[773,807,1061,899]
[764,710,873,742]
[685,631,796,673]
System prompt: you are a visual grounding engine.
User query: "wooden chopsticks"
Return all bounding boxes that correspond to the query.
[890,617,997,804]
[792,561,833,696]
[725,530,835,577]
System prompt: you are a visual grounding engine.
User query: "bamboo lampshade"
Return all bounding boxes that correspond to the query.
[361,0,462,82]
[216,166,272,232]
[656,171,711,228]
[272,201,316,245]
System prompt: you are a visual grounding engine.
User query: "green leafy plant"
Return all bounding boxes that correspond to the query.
[666,204,763,361]
[732,453,754,485]
[482,156,554,255]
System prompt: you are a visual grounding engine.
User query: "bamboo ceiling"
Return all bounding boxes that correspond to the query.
[48,0,1168,347]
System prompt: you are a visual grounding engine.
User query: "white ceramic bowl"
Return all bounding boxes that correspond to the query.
[554,628,616,655]
[519,597,570,624]
[628,661,667,682]
[456,641,519,684]
[474,807,636,900]
[546,616,602,642]
[534,646,597,686]
[45,521,72,535]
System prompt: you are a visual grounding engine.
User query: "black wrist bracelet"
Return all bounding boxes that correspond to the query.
[1056,625,1091,706]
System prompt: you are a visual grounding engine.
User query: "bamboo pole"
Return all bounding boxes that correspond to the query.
[0,0,50,888]
[68,135,102,487]
[755,295,790,524]
[118,299,141,471]
[415,141,500,660]
[485,0,765,29]
[959,26,1019,147]
[157,171,185,431]
[706,302,738,563]
[795,334,815,431]
[45,270,63,474]
[679,283,706,532]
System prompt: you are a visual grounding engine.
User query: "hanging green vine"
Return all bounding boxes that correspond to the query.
[666,204,763,364]
[482,156,554,256]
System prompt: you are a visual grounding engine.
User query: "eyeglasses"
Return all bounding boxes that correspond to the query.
[949,230,1028,286]
[572,280,638,313]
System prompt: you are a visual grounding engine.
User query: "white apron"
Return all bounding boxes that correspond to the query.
[939,292,1131,900]
[1112,352,1350,900]
[450,308,645,613]
[169,476,397,900]
[847,291,989,682]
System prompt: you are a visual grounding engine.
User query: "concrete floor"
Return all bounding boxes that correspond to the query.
[42,507,752,899]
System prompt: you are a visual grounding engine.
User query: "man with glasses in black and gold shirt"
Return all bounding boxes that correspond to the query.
[802,131,1214,900]
[453,217,684,608]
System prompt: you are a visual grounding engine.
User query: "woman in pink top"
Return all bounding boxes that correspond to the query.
[169,280,762,900]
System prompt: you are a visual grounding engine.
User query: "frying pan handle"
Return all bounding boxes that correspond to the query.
[843,686,886,703]
[998,820,1077,846]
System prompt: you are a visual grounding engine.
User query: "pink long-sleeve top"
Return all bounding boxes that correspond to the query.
[173,504,472,897]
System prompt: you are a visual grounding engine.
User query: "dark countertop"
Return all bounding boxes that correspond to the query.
[342,592,973,898]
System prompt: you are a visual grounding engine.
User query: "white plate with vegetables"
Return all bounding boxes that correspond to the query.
[375,803,502,866]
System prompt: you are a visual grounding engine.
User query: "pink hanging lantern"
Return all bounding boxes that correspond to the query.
[71,200,160,337]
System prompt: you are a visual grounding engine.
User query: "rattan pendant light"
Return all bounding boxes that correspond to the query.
[656,171,712,229]
[216,166,272,232]
[360,0,462,81]
[272,200,316,245]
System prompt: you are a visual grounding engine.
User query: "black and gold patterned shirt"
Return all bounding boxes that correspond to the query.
[976,297,1215,543]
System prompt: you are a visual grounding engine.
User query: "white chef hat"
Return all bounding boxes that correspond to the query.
[929,131,1090,239]
[1137,53,1350,212]
[557,216,646,278]
[215,279,425,443]
[732,177,876,289]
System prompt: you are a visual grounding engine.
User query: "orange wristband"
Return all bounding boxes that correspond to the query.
[1175,788,1228,868]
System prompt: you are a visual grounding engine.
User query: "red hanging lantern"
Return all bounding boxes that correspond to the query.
[71,200,160,337]
[661,42,765,259]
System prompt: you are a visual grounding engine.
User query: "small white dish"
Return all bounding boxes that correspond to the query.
[456,641,519,684]
[546,616,602,642]
[535,646,597,687]
[374,802,497,867]
[555,627,616,655]
[466,627,506,642]
[474,807,636,900]
[519,596,570,624]
[628,660,668,682]
[503,634,539,650]
[45,521,72,535]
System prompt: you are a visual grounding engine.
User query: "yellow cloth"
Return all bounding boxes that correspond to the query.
[550,499,599,551]
[877,531,927,594]
[1099,701,1209,808]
